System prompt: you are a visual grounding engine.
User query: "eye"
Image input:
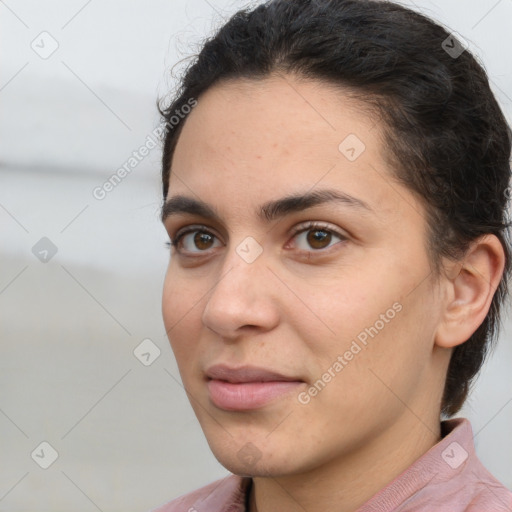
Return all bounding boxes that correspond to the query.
[168,226,222,255]
[289,222,347,252]
[166,221,347,257]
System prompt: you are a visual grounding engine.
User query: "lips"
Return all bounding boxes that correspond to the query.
[206,364,300,383]
[205,364,304,411]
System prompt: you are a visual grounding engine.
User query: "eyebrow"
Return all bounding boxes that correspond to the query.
[160,189,373,224]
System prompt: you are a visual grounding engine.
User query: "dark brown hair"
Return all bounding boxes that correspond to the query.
[158,0,512,417]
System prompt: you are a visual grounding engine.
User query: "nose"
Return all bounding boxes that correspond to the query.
[201,245,279,339]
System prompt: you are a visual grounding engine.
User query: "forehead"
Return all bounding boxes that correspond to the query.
[167,74,421,223]
[171,75,376,172]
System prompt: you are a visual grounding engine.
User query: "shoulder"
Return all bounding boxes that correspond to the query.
[445,419,512,511]
[149,474,249,512]
[360,418,512,512]
[462,460,512,511]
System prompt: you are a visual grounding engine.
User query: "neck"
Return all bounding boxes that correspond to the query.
[248,414,441,512]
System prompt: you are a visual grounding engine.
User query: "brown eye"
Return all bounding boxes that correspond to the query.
[307,229,332,249]
[292,223,347,253]
[194,232,215,250]
[172,227,222,254]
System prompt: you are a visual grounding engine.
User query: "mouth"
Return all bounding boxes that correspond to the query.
[205,364,304,411]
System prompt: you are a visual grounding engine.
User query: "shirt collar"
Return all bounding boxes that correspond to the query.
[357,417,474,511]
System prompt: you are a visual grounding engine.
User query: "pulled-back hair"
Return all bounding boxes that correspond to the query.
[158,0,512,417]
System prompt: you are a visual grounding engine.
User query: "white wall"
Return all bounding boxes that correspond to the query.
[1,1,511,510]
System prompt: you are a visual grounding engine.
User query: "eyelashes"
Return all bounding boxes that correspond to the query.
[290,222,346,252]
[165,221,348,257]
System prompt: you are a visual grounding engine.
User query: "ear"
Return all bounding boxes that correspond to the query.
[435,234,506,349]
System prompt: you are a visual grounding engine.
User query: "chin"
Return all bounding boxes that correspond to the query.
[214,452,293,478]
[205,434,307,478]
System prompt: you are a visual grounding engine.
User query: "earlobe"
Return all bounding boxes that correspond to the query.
[435,235,505,349]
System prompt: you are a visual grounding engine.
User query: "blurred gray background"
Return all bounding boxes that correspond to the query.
[1,0,511,510]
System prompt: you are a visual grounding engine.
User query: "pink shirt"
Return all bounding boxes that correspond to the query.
[151,418,512,511]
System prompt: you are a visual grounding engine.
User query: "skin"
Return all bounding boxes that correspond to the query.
[161,74,505,512]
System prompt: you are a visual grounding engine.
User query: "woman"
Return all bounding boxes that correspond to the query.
[153,0,512,510]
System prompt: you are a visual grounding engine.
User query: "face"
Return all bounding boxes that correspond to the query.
[161,74,447,478]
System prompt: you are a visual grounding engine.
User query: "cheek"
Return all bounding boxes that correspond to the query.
[328,287,437,411]
[162,264,204,327]
[295,261,435,383]
[162,270,203,366]
[295,302,434,441]
[283,270,397,357]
